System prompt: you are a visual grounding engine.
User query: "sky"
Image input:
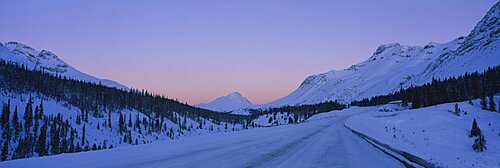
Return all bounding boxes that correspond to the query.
[0,0,497,105]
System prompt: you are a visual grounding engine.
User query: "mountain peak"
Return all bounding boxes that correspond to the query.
[216,91,252,105]
[196,92,253,112]
[226,92,246,100]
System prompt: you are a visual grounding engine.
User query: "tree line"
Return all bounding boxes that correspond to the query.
[0,60,255,126]
[255,100,346,120]
[351,66,499,111]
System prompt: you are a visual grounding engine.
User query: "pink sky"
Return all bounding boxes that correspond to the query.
[0,0,496,104]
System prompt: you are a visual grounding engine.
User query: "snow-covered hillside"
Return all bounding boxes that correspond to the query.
[345,98,500,167]
[0,108,402,168]
[196,92,254,112]
[264,2,500,107]
[0,42,128,90]
[0,90,262,161]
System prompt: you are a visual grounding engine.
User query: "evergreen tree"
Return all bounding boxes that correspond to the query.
[488,95,496,111]
[33,108,40,140]
[1,103,12,141]
[13,138,26,159]
[81,124,86,146]
[128,113,132,128]
[36,124,48,156]
[472,134,487,152]
[84,110,89,122]
[470,119,481,138]
[119,113,125,133]
[11,106,19,139]
[108,111,112,130]
[34,106,39,123]
[400,86,408,107]
[480,96,487,110]
[23,95,34,133]
[135,113,141,130]
[50,126,60,154]
[1,141,8,161]
[454,103,461,116]
[38,100,44,120]
[76,114,81,125]
[0,100,10,128]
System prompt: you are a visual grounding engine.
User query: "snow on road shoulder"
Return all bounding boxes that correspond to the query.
[345,99,500,168]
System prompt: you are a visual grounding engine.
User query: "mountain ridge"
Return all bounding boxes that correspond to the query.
[0,41,128,90]
[262,2,499,107]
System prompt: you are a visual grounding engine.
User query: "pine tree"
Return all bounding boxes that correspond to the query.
[108,111,112,130]
[12,106,19,139]
[400,86,408,107]
[50,126,60,154]
[135,113,140,130]
[23,95,34,133]
[1,103,12,141]
[119,113,125,133]
[128,113,132,128]
[1,100,10,128]
[472,134,487,152]
[81,124,86,146]
[76,114,81,125]
[470,119,481,138]
[480,96,487,110]
[34,106,39,123]
[454,103,461,116]
[488,95,496,111]
[36,124,48,156]
[1,141,8,161]
[38,100,44,120]
[84,110,89,122]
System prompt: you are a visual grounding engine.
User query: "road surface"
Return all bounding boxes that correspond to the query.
[1,111,402,168]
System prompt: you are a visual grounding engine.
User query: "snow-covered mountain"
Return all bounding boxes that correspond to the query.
[0,42,128,90]
[264,2,500,107]
[196,92,254,112]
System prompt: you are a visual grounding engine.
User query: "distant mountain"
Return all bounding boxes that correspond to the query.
[196,92,254,112]
[263,2,500,107]
[0,42,128,90]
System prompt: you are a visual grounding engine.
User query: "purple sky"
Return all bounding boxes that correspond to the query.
[0,0,497,105]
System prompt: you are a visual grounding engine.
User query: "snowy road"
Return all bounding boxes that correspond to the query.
[1,111,402,168]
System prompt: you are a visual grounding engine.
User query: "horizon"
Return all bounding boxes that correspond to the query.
[0,0,497,105]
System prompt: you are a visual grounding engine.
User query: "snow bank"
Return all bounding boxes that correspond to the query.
[345,99,500,167]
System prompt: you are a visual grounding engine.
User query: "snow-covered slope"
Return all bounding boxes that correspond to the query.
[0,42,128,90]
[0,108,402,168]
[264,2,500,107]
[345,98,500,167]
[196,92,253,112]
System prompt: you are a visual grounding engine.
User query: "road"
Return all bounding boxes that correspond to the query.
[1,111,402,168]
